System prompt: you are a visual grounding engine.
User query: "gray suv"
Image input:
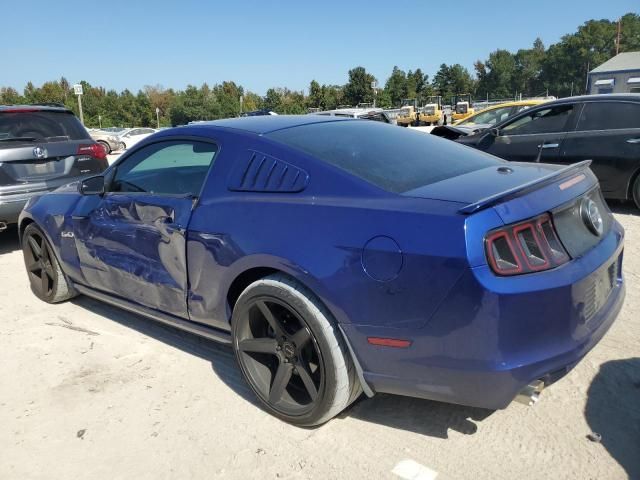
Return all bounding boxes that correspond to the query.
[0,105,108,232]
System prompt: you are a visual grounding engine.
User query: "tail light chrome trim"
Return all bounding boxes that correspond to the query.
[485,213,570,276]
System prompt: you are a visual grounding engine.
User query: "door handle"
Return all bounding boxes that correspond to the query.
[537,143,559,149]
[626,138,640,144]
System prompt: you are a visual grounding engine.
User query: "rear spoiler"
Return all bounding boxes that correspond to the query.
[459,160,593,214]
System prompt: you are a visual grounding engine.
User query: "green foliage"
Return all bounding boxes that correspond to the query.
[477,14,640,99]
[432,63,475,100]
[343,67,376,106]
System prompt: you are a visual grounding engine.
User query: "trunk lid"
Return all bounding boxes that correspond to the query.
[405,161,610,258]
[0,140,106,188]
[403,161,598,223]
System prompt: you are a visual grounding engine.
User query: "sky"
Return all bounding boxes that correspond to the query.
[1,0,637,95]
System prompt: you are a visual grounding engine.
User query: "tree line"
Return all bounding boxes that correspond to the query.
[1,13,638,128]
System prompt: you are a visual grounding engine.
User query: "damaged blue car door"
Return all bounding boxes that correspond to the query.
[71,139,218,318]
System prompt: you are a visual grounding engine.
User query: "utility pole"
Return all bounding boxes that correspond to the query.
[98,115,102,129]
[239,95,243,116]
[155,107,160,128]
[616,18,621,55]
[73,84,84,125]
[371,81,377,108]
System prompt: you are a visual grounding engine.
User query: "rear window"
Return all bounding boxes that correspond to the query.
[266,120,501,193]
[0,110,89,146]
[576,101,640,130]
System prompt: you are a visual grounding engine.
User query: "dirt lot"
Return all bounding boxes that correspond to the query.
[1,205,638,480]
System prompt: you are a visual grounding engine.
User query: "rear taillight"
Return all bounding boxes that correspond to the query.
[77,143,108,169]
[485,214,569,276]
[77,143,107,160]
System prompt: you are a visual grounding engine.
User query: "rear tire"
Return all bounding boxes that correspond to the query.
[232,273,361,426]
[633,175,640,210]
[22,224,75,303]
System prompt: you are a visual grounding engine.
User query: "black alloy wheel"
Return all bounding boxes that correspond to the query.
[235,297,324,417]
[22,224,74,303]
[23,229,57,299]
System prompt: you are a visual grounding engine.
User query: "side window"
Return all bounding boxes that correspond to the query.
[577,102,640,131]
[502,105,574,135]
[111,140,218,196]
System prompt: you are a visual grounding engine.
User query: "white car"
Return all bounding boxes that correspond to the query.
[310,108,391,123]
[111,128,157,150]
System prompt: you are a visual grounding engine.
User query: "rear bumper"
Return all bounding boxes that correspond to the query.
[0,191,42,225]
[342,221,625,410]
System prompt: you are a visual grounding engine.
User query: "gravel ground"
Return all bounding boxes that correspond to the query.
[0,204,638,480]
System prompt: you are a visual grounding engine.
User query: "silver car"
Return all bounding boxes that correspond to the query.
[0,105,108,232]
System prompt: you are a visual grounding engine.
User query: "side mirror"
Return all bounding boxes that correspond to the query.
[79,175,105,195]
[490,127,500,137]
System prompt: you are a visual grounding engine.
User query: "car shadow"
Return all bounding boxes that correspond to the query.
[72,295,493,436]
[340,393,493,438]
[608,200,639,217]
[585,357,640,479]
[0,226,20,255]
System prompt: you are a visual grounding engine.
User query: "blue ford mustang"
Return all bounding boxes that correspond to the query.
[19,116,625,426]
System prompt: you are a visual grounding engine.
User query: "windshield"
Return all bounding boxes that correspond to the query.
[0,110,89,147]
[459,106,515,126]
[267,121,500,193]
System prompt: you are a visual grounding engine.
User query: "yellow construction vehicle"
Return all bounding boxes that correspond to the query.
[418,96,444,126]
[451,94,475,122]
[396,98,418,127]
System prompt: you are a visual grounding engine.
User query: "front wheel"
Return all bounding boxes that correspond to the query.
[232,274,361,426]
[22,223,75,303]
[633,175,640,210]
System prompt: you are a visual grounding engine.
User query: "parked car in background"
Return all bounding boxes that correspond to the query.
[111,127,157,150]
[19,116,624,427]
[240,109,278,117]
[311,107,391,123]
[90,129,127,154]
[434,94,640,209]
[455,99,549,126]
[0,104,108,232]
[430,99,550,138]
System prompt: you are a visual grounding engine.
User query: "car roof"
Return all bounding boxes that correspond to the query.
[544,93,640,105]
[480,99,549,110]
[0,104,71,113]
[183,115,351,135]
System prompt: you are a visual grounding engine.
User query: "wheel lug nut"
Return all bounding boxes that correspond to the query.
[276,346,282,351]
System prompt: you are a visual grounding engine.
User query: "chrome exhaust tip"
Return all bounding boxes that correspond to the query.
[515,380,545,406]
[0,221,8,232]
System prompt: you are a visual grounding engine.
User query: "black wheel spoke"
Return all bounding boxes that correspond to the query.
[44,263,55,277]
[40,269,49,294]
[27,261,40,273]
[291,327,311,349]
[28,236,41,259]
[257,301,284,337]
[41,243,49,263]
[296,361,318,401]
[238,338,278,355]
[269,362,293,404]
